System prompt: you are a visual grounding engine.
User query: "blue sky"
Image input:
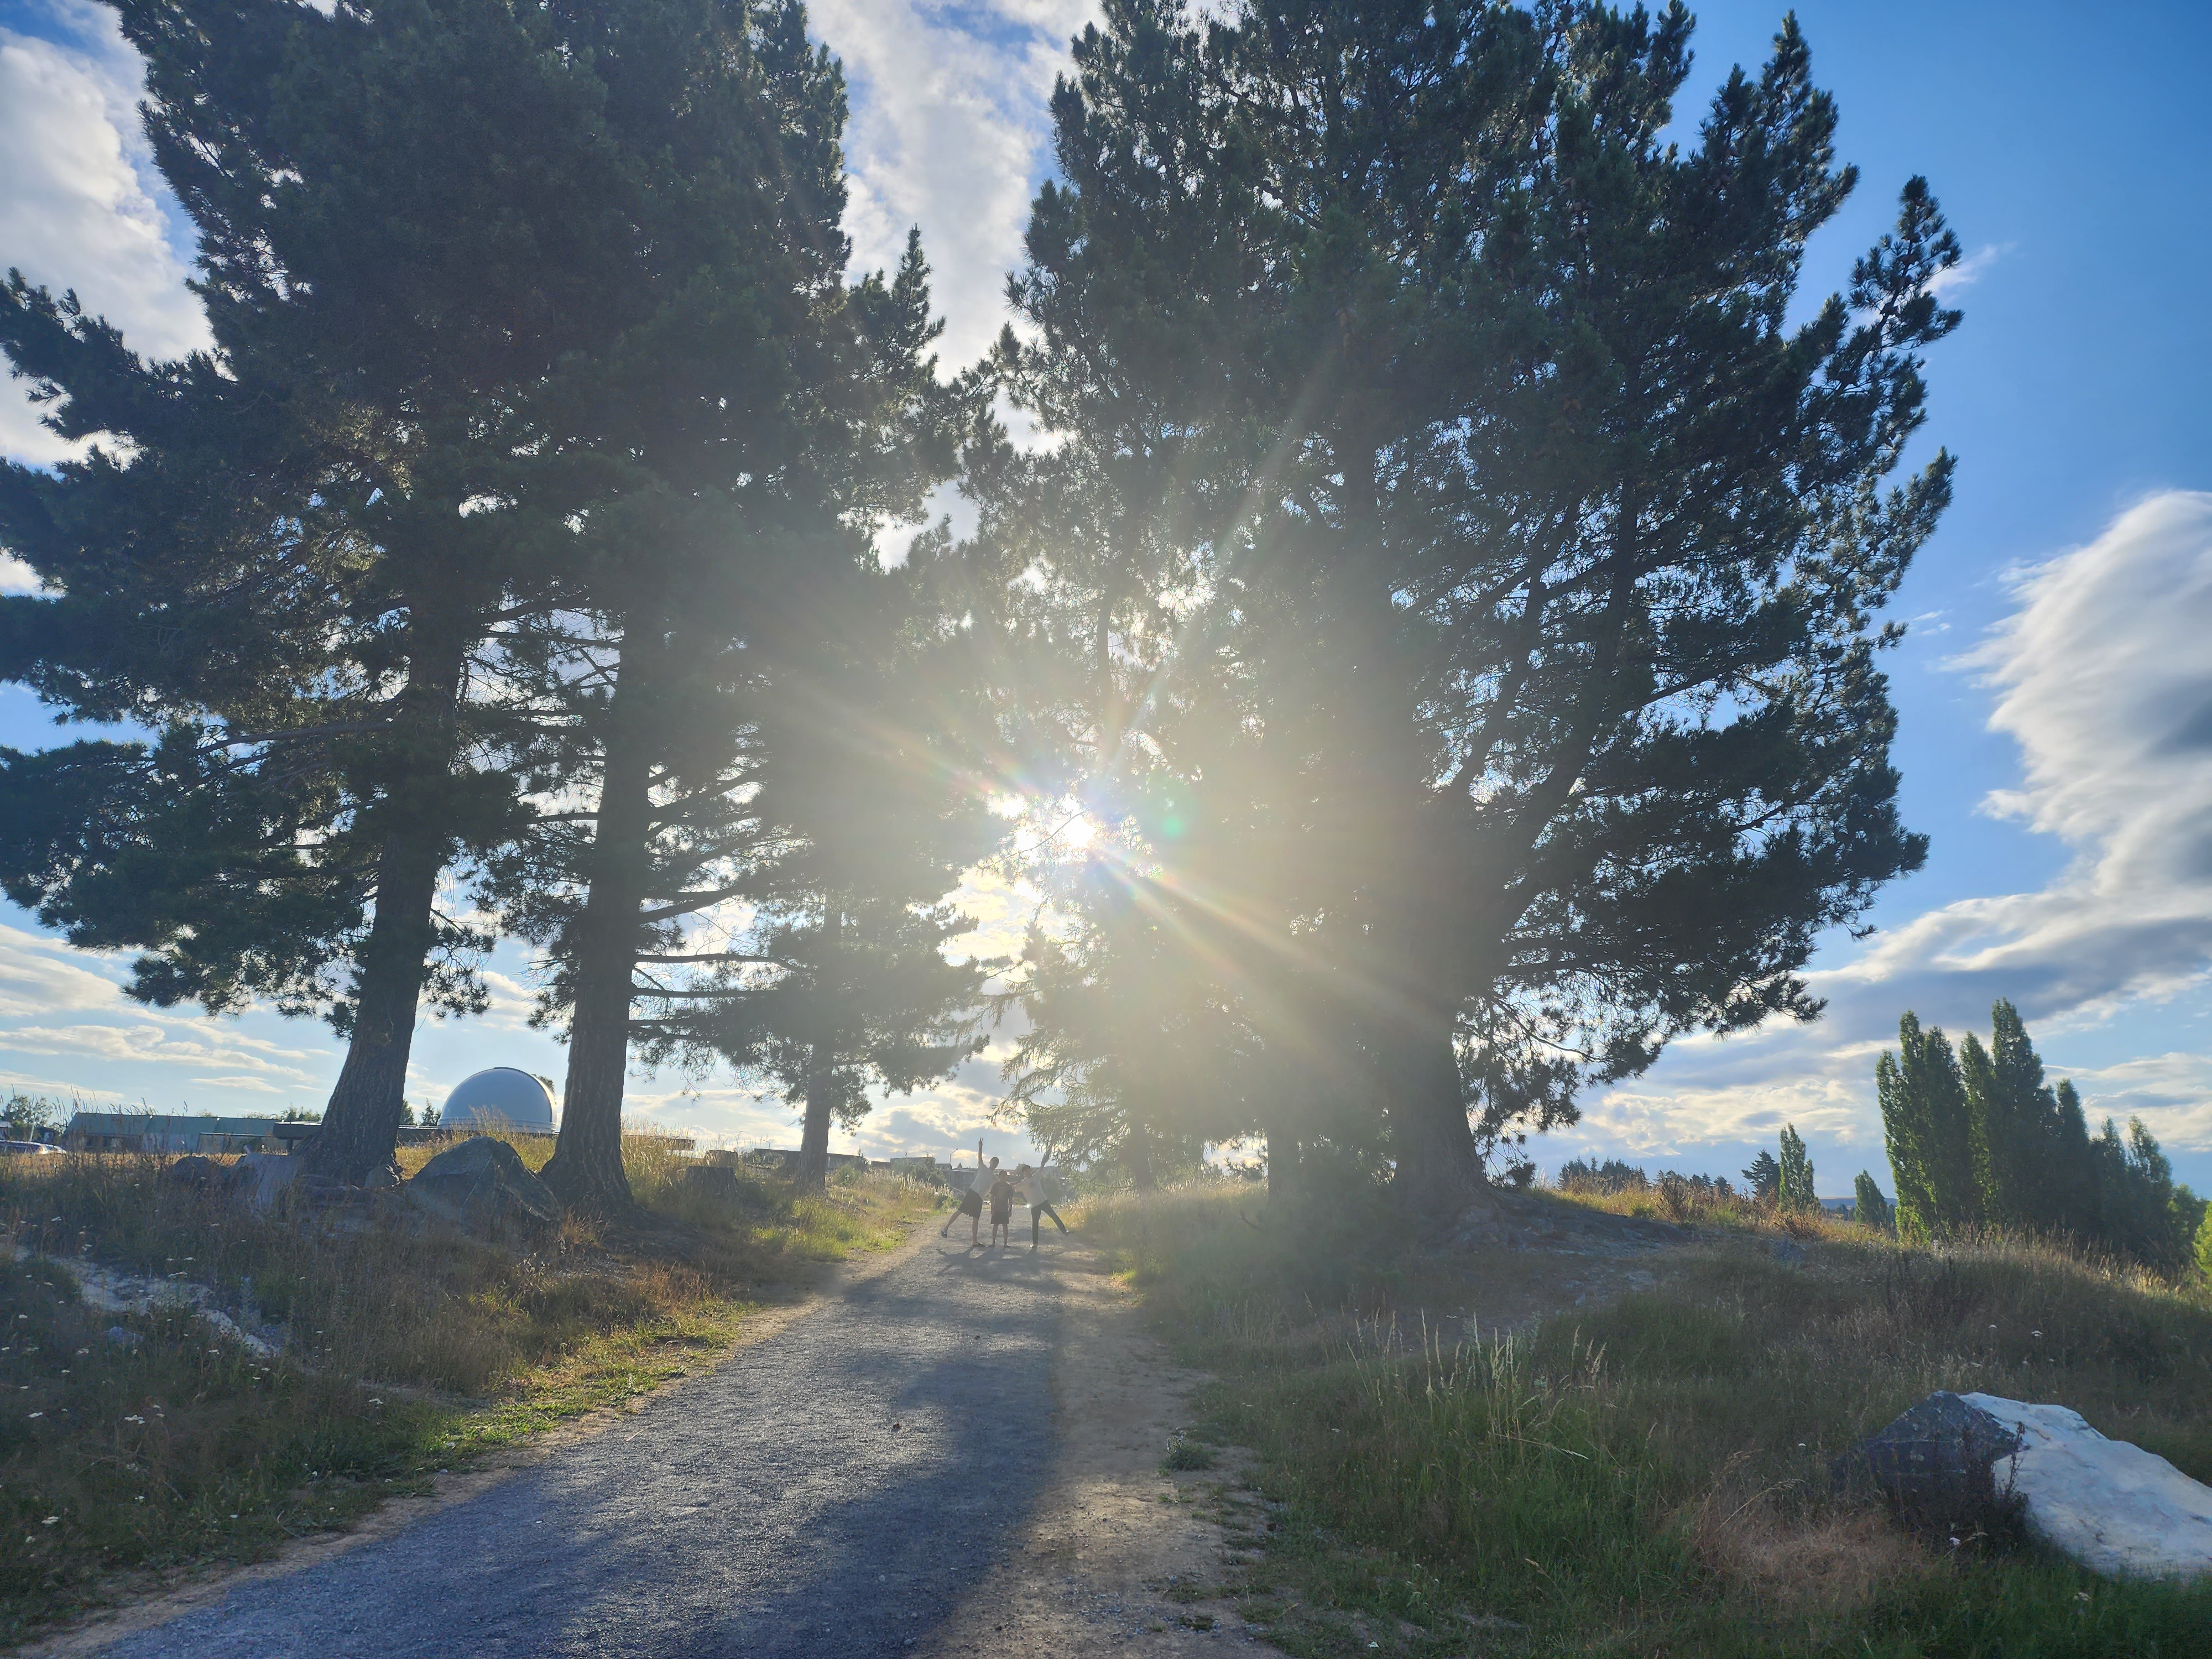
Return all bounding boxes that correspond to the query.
[2,0,2209,1191]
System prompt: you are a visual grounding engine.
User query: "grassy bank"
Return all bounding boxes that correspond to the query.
[1081,1185,2212,1657]
[0,1141,932,1645]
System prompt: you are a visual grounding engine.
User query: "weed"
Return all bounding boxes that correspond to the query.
[1164,1433,1218,1472]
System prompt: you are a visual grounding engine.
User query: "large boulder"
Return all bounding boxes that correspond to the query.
[1962,1392,2212,1581]
[404,1136,560,1235]
[230,1152,304,1214]
[1837,1390,2212,1580]
[1832,1390,2023,1526]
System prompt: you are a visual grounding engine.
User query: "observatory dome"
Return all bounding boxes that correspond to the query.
[441,1067,558,1132]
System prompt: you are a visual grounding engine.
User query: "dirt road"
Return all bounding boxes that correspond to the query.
[45,1223,1250,1658]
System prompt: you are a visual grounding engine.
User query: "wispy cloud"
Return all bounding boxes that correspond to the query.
[1575,492,2212,1173]
[1929,240,2013,299]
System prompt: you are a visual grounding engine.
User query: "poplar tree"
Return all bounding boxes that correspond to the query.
[995,0,1959,1215]
[1877,1001,2197,1264]
[1853,1171,1893,1230]
[1777,1125,1817,1214]
[1877,1012,1976,1238]
[2049,1078,2099,1236]
[1961,1000,2061,1228]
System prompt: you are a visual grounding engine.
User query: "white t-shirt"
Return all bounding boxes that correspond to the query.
[1016,1169,1050,1205]
[968,1166,998,1198]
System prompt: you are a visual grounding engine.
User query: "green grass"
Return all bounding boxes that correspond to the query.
[1079,1185,2212,1657]
[0,1145,930,1645]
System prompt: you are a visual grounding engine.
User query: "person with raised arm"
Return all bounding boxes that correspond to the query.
[940,1138,997,1248]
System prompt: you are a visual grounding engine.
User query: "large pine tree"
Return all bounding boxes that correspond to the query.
[631,535,1005,1192]
[471,78,969,1212]
[992,0,1958,1213]
[0,0,650,1180]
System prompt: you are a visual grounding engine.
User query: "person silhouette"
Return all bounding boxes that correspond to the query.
[1015,1163,1068,1249]
[940,1139,997,1246]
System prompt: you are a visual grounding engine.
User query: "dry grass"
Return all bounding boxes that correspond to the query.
[1078,1183,2212,1657]
[0,1140,931,1645]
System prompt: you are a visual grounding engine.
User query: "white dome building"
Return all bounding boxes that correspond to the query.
[440,1067,559,1133]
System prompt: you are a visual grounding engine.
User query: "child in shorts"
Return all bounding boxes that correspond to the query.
[987,1169,1015,1246]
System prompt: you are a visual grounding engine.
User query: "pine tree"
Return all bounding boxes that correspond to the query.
[634,542,1004,1192]
[1743,1150,1781,1206]
[1876,1013,1975,1238]
[1778,1125,1818,1214]
[467,53,970,1212]
[2195,1206,2212,1283]
[0,0,651,1179]
[993,0,1959,1218]
[1853,1171,1893,1231]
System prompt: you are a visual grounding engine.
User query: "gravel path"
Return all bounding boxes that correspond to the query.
[95,1236,1062,1658]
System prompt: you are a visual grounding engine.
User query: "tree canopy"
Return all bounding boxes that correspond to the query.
[0,0,2021,1229]
[977,0,1959,1214]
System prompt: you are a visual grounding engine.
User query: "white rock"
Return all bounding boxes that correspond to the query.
[1961,1391,2212,1580]
[233,1151,303,1213]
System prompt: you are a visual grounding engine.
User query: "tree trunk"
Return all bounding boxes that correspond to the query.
[1385,997,1492,1222]
[797,1042,833,1192]
[1124,1112,1157,1192]
[795,907,843,1192]
[307,826,445,1182]
[1264,1120,1300,1207]
[307,630,466,1184]
[540,636,659,1217]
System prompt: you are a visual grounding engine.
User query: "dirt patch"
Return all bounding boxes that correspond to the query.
[923,1238,1259,1655]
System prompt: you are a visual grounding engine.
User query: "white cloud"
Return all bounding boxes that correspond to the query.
[1928,241,2012,299]
[0,5,207,467]
[0,922,130,1017]
[1575,492,2212,1174]
[812,0,1094,372]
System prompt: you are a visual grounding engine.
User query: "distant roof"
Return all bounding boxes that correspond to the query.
[442,1068,557,1131]
[67,1113,276,1137]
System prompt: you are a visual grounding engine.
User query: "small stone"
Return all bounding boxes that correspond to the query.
[104,1326,140,1348]
[1770,1238,1808,1266]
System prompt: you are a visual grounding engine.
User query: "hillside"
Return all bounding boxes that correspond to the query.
[1080,1184,2212,1656]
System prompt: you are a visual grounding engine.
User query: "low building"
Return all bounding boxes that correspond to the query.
[748,1148,874,1177]
[65,1113,278,1154]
